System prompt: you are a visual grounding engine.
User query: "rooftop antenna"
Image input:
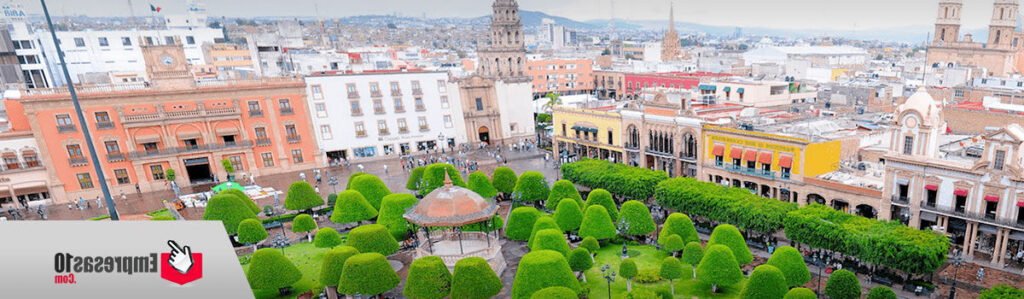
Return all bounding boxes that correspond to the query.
[922,32,930,87]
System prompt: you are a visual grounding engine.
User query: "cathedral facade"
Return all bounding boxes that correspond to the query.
[927,0,1024,77]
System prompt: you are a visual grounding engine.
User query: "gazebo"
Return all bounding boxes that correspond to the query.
[403,173,506,273]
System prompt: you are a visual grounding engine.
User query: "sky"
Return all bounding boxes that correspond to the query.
[19,0,1016,31]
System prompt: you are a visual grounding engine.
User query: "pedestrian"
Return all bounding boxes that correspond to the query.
[249,173,255,184]
[316,173,322,184]
[67,203,72,210]
[135,183,141,195]
[384,164,389,175]
[78,197,85,210]
[315,186,320,195]
[96,196,102,209]
[86,200,91,209]
[299,172,307,181]
[358,164,365,172]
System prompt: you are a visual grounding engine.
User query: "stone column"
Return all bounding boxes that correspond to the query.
[966,222,978,258]
[992,228,1004,265]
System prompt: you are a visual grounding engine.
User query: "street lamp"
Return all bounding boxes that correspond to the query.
[327,176,339,194]
[271,231,289,255]
[816,252,831,298]
[618,216,631,260]
[600,264,616,299]
[949,251,963,299]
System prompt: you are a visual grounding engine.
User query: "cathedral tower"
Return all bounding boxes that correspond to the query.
[478,0,528,82]
[661,2,681,61]
[988,0,1018,49]
[933,0,961,44]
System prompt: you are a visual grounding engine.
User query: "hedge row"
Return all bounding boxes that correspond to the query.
[655,177,797,234]
[560,159,668,200]
[784,204,949,275]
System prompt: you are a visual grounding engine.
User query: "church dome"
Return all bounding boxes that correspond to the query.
[403,173,498,227]
[897,87,942,127]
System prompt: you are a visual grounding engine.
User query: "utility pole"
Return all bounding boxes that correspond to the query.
[127,0,136,26]
[41,0,119,220]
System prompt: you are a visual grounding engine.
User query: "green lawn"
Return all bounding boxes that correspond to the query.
[239,238,346,299]
[582,244,746,298]
[146,208,175,219]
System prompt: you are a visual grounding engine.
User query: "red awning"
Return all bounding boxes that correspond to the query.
[1017,201,1024,208]
[759,152,773,164]
[984,195,1000,202]
[779,156,793,168]
[744,150,757,161]
[954,189,968,196]
[712,145,724,156]
[730,148,743,159]
[925,184,938,191]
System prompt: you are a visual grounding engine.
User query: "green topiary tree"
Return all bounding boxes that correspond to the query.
[584,188,618,222]
[545,180,583,210]
[514,171,550,206]
[284,181,323,212]
[290,214,317,242]
[330,190,378,224]
[528,216,561,248]
[681,241,704,269]
[580,236,600,260]
[624,287,659,299]
[506,206,542,241]
[467,171,498,198]
[319,246,359,299]
[237,219,268,252]
[619,200,655,235]
[660,234,685,257]
[165,168,176,181]
[784,288,818,299]
[706,224,752,265]
[530,286,577,299]
[824,269,861,299]
[313,227,343,248]
[740,264,788,299]
[407,167,425,191]
[203,193,258,235]
[660,257,683,295]
[620,258,639,291]
[421,164,467,195]
[867,286,897,299]
[246,248,302,294]
[530,228,571,257]
[376,193,419,240]
[338,252,401,296]
[345,172,366,190]
[579,205,616,240]
[348,174,391,210]
[347,224,400,255]
[980,284,1024,299]
[219,188,260,214]
[567,247,593,282]
[492,166,517,200]
[659,213,699,246]
[766,246,810,288]
[553,199,582,235]
[511,250,579,299]
[222,158,235,177]
[327,193,338,207]
[696,244,743,293]
[404,256,453,299]
[451,257,503,299]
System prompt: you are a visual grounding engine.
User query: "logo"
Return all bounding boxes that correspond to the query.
[160,241,203,285]
[53,240,203,286]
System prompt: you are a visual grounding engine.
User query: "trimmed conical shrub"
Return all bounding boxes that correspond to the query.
[530,228,570,257]
[319,246,359,287]
[492,166,518,197]
[528,216,561,248]
[511,250,579,299]
[290,214,317,241]
[219,188,259,214]
[546,180,583,210]
[203,193,257,235]
[867,286,897,299]
[530,286,577,299]
[506,206,542,241]
[824,269,861,299]
[554,199,582,233]
[348,174,391,210]
[584,188,617,222]
[682,241,704,266]
[696,244,743,292]
[514,171,550,204]
[579,205,616,240]
[246,248,301,290]
[345,172,365,190]
[467,171,498,198]
[450,257,503,299]
[707,224,752,265]
[619,200,655,235]
[740,264,788,299]
[237,218,268,247]
[376,193,419,240]
[784,288,818,299]
[337,252,400,296]
[313,227,343,248]
[330,190,378,224]
[407,167,425,191]
[766,246,810,288]
[659,213,699,245]
[347,224,400,255]
[284,181,323,211]
[404,256,453,299]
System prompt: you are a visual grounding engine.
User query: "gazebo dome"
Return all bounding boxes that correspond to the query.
[404,173,498,227]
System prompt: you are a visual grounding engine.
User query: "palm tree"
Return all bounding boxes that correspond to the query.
[544,93,562,112]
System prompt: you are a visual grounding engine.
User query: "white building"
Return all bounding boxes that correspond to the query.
[743,46,869,66]
[304,70,467,164]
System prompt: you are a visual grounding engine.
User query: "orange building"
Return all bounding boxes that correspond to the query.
[525,58,593,97]
[5,41,320,203]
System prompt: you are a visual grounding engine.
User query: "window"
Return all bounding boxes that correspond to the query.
[311,85,323,99]
[94,111,111,123]
[440,96,449,108]
[418,117,428,129]
[444,115,453,128]
[986,200,998,219]
[164,36,174,45]
[561,123,566,136]
[284,125,298,138]
[354,146,376,158]
[142,142,158,151]
[182,138,198,149]
[903,136,913,155]
[373,99,384,114]
[144,36,154,45]
[390,81,400,92]
[378,120,388,134]
[370,82,380,93]
[926,188,937,207]
[261,152,274,166]
[77,173,94,189]
[394,98,404,112]
[437,80,446,92]
[56,114,73,126]
[247,100,262,115]
[121,37,131,46]
[185,36,195,45]
[346,83,357,95]
[355,122,366,136]
[291,149,304,163]
[994,150,1006,170]
[955,193,967,212]
[66,145,84,158]
[228,156,244,171]
[781,167,792,179]
[24,154,39,167]
[314,103,327,118]
[350,100,362,115]
[475,98,483,111]
[608,131,614,145]
[74,37,85,47]
[114,169,130,184]
[733,158,741,167]
[3,155,18,169]
[278,99,293,114]
[320,125,332,139]
[254,127,268,140]
[411,80,420,91]
[414,97,425,110]
[398,118,408,132]
[149,165,164,180]
[104,141,120,154]
[98,37,109,47]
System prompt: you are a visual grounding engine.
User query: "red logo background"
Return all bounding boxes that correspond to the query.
[159,253,203,285]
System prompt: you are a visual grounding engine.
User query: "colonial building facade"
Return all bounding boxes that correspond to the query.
[928,0,1024,77]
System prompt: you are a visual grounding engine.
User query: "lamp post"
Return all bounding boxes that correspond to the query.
[600,264,616,299]
[949,251,963,299]
[618,216,631,260]
[511,191,522,208]
[816,252,831,298]
[272,231,289,254]
[328,176,339,194]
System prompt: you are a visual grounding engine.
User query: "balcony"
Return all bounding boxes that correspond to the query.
[57,124,77,133]
[379,129,389,135]
[121,106,240,125]
[68,157,88,166]
[781,172,791,180]
[390,89,402,96]
[890,195,909,205]
[128,140,255,159]
[106,153,126,162]
[96,121,115,130]
[279,107,294,115]
[419,125,429,132]
[399,128,409,134]
[370,91,383,98]
[920,203,1024,230]
[286,135,301,143]
[395,107,406,113]
[374,108,386,115]
[249,110,264,117]
[347,92,359,99]
[351,110,363,117]
[255,139,272,146]
[356,131,367,138]
[411,88,423,95]
[415,105,426,112]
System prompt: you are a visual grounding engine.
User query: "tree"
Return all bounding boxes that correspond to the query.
[602,48,611,55]
[659,213,699,246]
[376,193,418,240]
[338,252,401,296]
[584,189,618,222]
[514,171,549,205]
[580,236,600,259]
[867,286,897,299]
[620,258,638,291]
[329,190,378,224]
[203,193,257,235]
[347,224,400,255]
[530,286,576,299]
[421,164,467,195]
[314,227,343,248]
[766,246,810,288]
[660,257,683,295]
[237,219,267,252]
[284,181,323,212]
[165,168,176,181]
[567,247,593,282]
[619,200,655,235]
[511,250,579,299]
[980,284,1024,299]
[451,257,503,299]
[784,288,818,299]
[740,264,788,299]
[246,249,302,295]
[707,224,752,265]
[222,158,235,176]
[660,234,685,256]
[290,214,317,242]
[327,193,338,207]
[219,188,260,214]
[579,205,616,240]
[824,269,861,299]
[506,206,542,241]
[528,216,561,248]
[546,180,583,210]
[348,174,391,210]
[407,167,425,191]
[467,171,498,198]
[531,229,571,257]
[543,93,562,112]
[696,244,742,293]
[492,166,518,200]
[320,246,359,299]
[682,242,703,278]
[345,172,366,190]
[553,199,582,234]
[625,288,659,299]
[404,256,452,299]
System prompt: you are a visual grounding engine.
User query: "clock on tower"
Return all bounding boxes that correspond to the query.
[140,37,193,89]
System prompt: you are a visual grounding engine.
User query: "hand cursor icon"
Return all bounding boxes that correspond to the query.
[167,240,194,274]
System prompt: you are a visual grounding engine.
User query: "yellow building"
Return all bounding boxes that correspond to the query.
[204,44,253,68]
[552,106,623,163]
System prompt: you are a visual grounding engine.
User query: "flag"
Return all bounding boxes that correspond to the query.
[150,4,161,13]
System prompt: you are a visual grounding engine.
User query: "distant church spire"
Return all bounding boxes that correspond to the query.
[661,1,680,62]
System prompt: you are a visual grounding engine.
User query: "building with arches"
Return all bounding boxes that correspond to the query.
[927,0,1024,77]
